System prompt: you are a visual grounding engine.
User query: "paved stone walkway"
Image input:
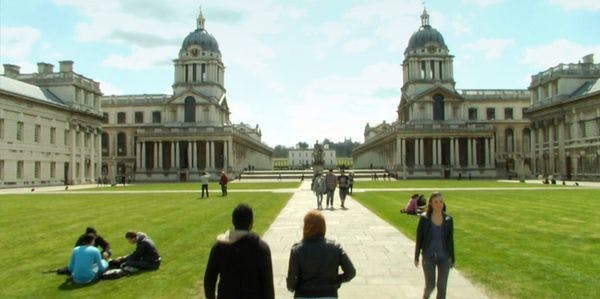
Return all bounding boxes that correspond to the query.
[262,181,489,299]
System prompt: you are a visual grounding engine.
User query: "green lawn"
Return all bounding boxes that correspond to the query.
[353,179,574,189]
[352,189,600,299]
[83,181,300,191]
[0,192,291,298]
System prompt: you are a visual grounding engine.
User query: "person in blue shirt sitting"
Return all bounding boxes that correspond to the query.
[68,234,108,284]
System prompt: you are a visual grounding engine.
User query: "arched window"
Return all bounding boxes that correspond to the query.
[433,94,445,120]
[184,97,196,122]
[117,132,127,156]
[505,128,514,153]
[522,128,531,153]
[101,133,109,156]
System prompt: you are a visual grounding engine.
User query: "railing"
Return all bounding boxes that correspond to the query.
[531,63,600,85]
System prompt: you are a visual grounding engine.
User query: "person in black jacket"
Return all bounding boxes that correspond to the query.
[414,192,455,299]
[57,226,111,275]
[287,210,356,298]
[204,204,274,299]
[121,230,161,272]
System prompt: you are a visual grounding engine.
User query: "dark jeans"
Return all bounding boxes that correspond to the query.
[326,188,335,207]
[220,184,227,196]
[201,184,209,198]
[422,255,451,299]
[339,187,348,206]
[124,259,161,271]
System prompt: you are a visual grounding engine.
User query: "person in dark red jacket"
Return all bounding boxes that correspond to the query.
[204,204,274,299]
[219,171,229,196]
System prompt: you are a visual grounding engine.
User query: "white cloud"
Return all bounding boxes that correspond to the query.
[463,38,514,59]
[521,39,600,68]
[98,80,123,95]
[0,26,41,60]
[549,0,600,11]
[461,0,504,7]
[342,38,373,54]
[102,46,177,70]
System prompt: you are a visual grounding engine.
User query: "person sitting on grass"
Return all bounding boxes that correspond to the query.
[112,230,161,273]
[401,193,420,215]
[57,226,111,275]
[68,233,108,284]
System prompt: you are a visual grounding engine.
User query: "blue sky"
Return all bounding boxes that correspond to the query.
[1,0,599,147]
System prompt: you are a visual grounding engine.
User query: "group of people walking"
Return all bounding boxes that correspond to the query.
[61,227,161,284]
[312,169,354,210]
[205,191,454,299]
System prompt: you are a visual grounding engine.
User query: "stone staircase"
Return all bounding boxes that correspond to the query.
[236,169,390,180]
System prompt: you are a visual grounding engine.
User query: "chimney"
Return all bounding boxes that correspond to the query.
[3,64,21,78]
[37,62,54,74]
[59,60,74,72]
[582,54,594,64]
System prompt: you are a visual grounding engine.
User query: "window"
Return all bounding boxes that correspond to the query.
[152,111,161,123]
[504,108,513,120]
[505,128,514,153]
[0,118,4,139]
[117,132,127,156]
[185,64,189,82]
[135,112,144,124]
[438,61,443,79]
[193,64,197,82]
[522,108,528,119]
[420,61,426,79]
[117,112,126,124]
[34,125,41,142]
[17,121,24,141]
[184,97,196,122]
[486,108,495,120]
[76,162,80,177]
[102,112,109,124]
[17,161,24,179]
[201,64,206,81]
[50,162,56,178]
[64,129,69,145]
[84,133,89,147]
[75,132,80,146]
[35,161,41,179]
[101,133,109,156]
[50,127,56,144]
[0,160,4,180]
[433,94,445,120]
[468,108,478,120]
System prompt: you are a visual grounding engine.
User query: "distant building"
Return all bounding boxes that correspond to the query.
[288,145,336,169]
[526,54,600,181]
[0,61,103,187]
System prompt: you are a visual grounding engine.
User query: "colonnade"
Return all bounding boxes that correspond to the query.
[135,139,233,171]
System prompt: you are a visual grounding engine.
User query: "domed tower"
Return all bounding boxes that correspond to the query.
[397,8,457,123]
[173,8,225,99]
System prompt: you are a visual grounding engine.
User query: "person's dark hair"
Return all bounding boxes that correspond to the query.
[125,230,138,239]
[85,226,97,235]
[426,192,446,217]
[232,204,253,230]
[80,233,95,245]
[411,193,419,199]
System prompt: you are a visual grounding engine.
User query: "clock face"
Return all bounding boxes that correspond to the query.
[427,46,436,53]
[191,49,199,56]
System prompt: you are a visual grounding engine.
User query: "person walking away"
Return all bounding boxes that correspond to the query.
[200,171,210,198]
[337,170,350,209]
[219,171,229,196]
[204,204,274,299]
[414,192,455,299]
[68,233,108,284]
[287,210,355,298]
[324,169,337,209]
[348,172,354,195]
[313,174,326,210]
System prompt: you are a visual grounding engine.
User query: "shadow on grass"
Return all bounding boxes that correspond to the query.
[58,277,99,290]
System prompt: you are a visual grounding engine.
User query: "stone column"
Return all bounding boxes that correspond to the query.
[432,139,438,165]
[158,142,163,170]
[467,138,473,167]
[210,141,215,169]
[205,141,210,170]
[401,138,406,166]
[135,142,141,169]
[223,140,229,170]
[485,138,490,167]
[187,141,193,169]
[419,138,425,166]
[450,138,455,167]
[558,121,566,175]
[228,139,234,170]
[191,141,197,170]
[171,142,176,170]
[89,132,95,179]
[491,136,496,168]
[473,139,478,167]
[414,139,419,166]
[437,138,442,166]
[153,142,158,170]
[174,142,180,168]
[531,128,536,173]
[141,142,146,170]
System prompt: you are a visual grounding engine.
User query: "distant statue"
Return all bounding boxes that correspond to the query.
[312,141,325,165]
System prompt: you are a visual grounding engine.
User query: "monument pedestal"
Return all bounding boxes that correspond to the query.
[313,164,324,176]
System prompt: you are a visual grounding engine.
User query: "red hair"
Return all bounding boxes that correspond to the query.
[303,210,326,238]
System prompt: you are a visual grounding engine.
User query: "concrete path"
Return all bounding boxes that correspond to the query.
[262,181,489,299]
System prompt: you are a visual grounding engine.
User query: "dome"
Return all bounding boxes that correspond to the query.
[181,29,220,53]
[404,26,448,54]
[404,8,448,55]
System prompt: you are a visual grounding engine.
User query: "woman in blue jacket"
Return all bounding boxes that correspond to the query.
[414,192,455,299]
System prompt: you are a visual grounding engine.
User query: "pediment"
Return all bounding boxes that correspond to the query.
[168,89,218,105]
[412,85,463,102]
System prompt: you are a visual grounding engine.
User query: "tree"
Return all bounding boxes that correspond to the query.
[296,142,309,149]
[273,145,289,158]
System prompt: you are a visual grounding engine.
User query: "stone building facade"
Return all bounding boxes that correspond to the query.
[527,54,600,181]
[288,147,336,169]
[0,61,103,187]
[353,9,532,179]
[100,10,272,182]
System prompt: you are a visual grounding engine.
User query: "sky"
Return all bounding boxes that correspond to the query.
[1,0,599,148]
